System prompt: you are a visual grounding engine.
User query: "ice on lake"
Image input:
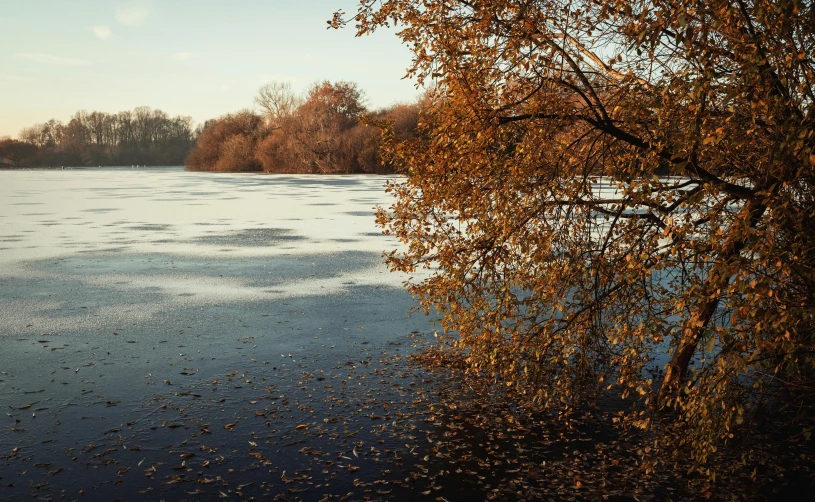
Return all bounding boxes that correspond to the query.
[0,167,415,337]
[0,167,433,499]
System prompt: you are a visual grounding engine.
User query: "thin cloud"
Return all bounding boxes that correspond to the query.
[115,2,150,26]
[253,74,300,87]
[0,74,32,83]
[173,52,196,62]
[15,53,92,66]
[93,25,112,40]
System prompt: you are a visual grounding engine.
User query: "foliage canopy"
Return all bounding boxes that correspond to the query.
[187,80,420,174]
[15,107,195,167]
[341,0,815,466]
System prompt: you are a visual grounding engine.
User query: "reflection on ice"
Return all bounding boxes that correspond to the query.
[0,167,410,337]
[0,168,401,262]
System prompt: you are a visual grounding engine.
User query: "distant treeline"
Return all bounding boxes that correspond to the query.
[185,81,420,174]
[5,107,196,167]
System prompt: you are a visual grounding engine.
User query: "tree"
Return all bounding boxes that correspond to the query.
[185,111,264,172]
[253,80,375,173]
[0,139,38,166]
[341,0,815,467]
[290,80,369,172]
[185,80,418,174]
[255,81,300,130]
[16,107,195,166]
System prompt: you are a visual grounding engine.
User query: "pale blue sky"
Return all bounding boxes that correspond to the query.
[0,0,419,137]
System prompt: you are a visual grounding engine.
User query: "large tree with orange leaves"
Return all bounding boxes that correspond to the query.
[338,0,815,465]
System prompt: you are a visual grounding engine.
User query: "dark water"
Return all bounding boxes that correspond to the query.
[0,168,443,500]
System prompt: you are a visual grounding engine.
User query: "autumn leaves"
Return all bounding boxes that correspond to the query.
[347,0,815,478]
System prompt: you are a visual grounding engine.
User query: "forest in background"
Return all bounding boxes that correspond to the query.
[1,107,196,167]
[2,81,419,174]
[185,80,420,174]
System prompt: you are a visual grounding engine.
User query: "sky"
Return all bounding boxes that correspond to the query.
[0,0,420,138]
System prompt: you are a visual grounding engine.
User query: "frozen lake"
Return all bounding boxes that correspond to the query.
[0,168,794,501]
[0,167,436,500]
[0,167,411,310]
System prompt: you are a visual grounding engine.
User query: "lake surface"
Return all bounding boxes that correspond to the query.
[1,168,800,501]
[0,167,438,500]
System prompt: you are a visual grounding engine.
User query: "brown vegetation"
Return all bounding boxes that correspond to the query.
[0,138,39,167]
[185,80,420,174]
[341,0,815,478]
[185,111,264,172]
[16,107,195,167]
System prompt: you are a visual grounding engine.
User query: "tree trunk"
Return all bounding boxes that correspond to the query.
[657,198,767,408]
[658,293,722,407]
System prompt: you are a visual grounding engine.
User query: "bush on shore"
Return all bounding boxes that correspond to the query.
[185,80,421,174]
